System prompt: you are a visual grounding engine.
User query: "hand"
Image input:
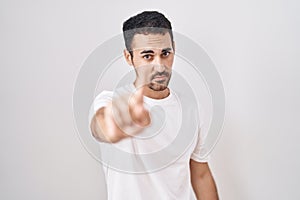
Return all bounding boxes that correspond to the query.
[102,87,151,142]
[128,86,151,127]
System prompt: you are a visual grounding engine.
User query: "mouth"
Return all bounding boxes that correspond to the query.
[153,75,167,82]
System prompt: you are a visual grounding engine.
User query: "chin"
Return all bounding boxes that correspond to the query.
[149,82,168,91]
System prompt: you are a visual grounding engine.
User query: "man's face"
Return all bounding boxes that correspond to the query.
[125,32,174,91]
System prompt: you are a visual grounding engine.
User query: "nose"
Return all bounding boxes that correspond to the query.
[152,57,165,72]
[154,64,165,73]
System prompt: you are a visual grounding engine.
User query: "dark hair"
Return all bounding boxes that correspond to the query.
[122,11,173,53]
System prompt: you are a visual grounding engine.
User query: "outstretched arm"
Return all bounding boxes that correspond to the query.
[90,87,150,143]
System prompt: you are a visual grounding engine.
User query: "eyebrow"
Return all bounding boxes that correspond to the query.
[162,48,172,52]
[140,50,154,54]
[140,48,172,54]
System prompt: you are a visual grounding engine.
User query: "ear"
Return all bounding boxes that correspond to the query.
[124,49,133,66]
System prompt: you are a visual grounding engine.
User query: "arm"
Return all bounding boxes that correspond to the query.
[190,160,219,200]
[90,106,123,143]
[90,88,150,143]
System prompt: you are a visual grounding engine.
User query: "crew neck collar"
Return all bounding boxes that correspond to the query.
[129,83,174,103]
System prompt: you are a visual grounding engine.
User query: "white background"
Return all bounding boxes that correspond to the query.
[1,0,299,199]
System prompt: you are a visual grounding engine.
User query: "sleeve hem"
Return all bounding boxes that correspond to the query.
[190,154,210,163]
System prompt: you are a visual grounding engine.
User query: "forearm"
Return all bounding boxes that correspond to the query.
[90,104,128,143]
[90,107,124,143]
[190,161,219,200]
[90,109,109,143]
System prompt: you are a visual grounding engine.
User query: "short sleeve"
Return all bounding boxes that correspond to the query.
[190,103,211,162]
[93,91,114,111]
[88,90,113,125]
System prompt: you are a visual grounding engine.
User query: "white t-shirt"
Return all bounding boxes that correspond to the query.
[92,84,210,200]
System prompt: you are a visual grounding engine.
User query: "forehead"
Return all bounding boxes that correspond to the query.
[131,33,173,51]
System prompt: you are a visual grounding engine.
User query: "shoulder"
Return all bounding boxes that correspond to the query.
[94,90,113,100]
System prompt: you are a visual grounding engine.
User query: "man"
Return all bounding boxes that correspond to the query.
[90,11,219,200]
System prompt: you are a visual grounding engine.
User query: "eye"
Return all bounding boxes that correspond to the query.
[143,54,153,60]
[162,51,170,57]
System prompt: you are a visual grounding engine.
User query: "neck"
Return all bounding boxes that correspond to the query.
[133,82,170,99]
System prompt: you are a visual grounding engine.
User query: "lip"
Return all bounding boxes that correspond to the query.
[153,75,167,81]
